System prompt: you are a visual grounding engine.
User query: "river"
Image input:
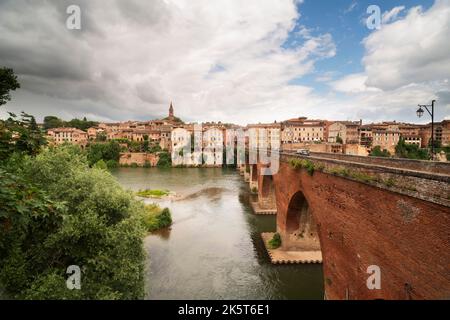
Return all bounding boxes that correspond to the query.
[112,167,323,300]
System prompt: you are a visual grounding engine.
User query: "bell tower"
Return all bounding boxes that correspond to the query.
[169,101,174,120]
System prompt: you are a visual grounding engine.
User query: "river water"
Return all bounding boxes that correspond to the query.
[112,167,323,300]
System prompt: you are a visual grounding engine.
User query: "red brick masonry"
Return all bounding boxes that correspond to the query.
[270,157,450,300]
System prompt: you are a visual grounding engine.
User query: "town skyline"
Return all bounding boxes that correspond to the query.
[1,0,449,125]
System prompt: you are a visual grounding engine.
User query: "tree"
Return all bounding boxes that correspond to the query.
[86,141,121,166]
[43,116,64,130]
[336,133,343,144]
[143,135,149,152]
[0,67,20,106]
[0,146,147,299]
[395,138,430,160]
[369,146,391,158]
[157,151,172,168]
[1,112,47,161]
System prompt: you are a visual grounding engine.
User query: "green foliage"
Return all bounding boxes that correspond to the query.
[139,205,172,233]
[336,134,343,144]
[349,171,376,183]
[327,166,377,184]
[369,146,391,157]
[384,178,396,187]
[163,116,184,123]
[157,151,172,168]
[86,141,121,166]
[0,146,147,299]
[268,233,282,249]
[143,140,149,152]
[106,159,119,169]
[395,138,430,160]
[93,159,107,170]
[130,162,138,168]
[1,112,47,161]
[289,158,316,176]
[96,132,107,142]
[143,161,151,168]
[0,67,20,106]
[149,144,162,154]
[136,189,170,198]
[43,116,64,130]
[43,116,98,131]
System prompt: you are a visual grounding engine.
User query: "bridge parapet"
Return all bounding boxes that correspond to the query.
[281,153,450,208]
[309,151,450,175]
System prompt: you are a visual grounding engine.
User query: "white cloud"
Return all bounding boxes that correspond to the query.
[0,0,336,124]
[330,73,381,93]
[344,2,357,14]
[329,0,450,123]
[381,6,405,24]
[363,0,450,90]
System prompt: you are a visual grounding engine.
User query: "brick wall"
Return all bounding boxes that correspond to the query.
[119,152,159,166]
[272,161,450,300]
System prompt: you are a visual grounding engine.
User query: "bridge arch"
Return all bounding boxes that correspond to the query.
[284,191,321,251]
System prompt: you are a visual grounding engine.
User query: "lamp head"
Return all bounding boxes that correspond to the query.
[416,106,424,118]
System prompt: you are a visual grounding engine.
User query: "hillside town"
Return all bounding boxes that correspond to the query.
[45,102,450,166]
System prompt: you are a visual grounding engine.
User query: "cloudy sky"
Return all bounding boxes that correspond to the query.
[0,0,449,124]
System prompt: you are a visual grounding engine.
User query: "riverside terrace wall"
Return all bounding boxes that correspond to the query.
[272,157,450,300]
[309,151,450,175]
[119,152,159,166]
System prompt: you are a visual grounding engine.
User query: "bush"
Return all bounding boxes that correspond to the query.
[143,161,151,168]
[289,158,315,176]
[130,162,138,168]
[140,205,172,233]
[268,233,282,249]
[0,145,146,299]
[106,159,118,169]
[93,159,107,170]
[370,146,391,158]
[157,152,171,168]
[86,141,121,166]
[395,138,430,160]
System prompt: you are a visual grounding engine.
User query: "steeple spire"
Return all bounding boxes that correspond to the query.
[169,101,174,119]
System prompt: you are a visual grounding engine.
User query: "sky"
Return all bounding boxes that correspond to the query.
[0,0,449,125]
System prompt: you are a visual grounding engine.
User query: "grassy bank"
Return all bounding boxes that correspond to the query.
[136,189,170,198]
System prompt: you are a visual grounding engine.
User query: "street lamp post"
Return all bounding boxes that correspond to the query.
[416,100,436,158]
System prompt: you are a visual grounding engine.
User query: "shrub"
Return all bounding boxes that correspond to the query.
[130,162,138,168]
[370,146,391,158]
[93,159,107,170]
[106,159,118,169]
[289,158,315,176]
[143,161,151,168]
[384,178,396,187]
[157,152,171,168]
[0,146,146,299]
[349,171,376,183]
[268,233,282,249]
[140,205,172,232]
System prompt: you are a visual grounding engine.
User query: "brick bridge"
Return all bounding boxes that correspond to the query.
[239,151,450,300]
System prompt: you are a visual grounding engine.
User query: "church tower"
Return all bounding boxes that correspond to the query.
[169,101,174,120]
